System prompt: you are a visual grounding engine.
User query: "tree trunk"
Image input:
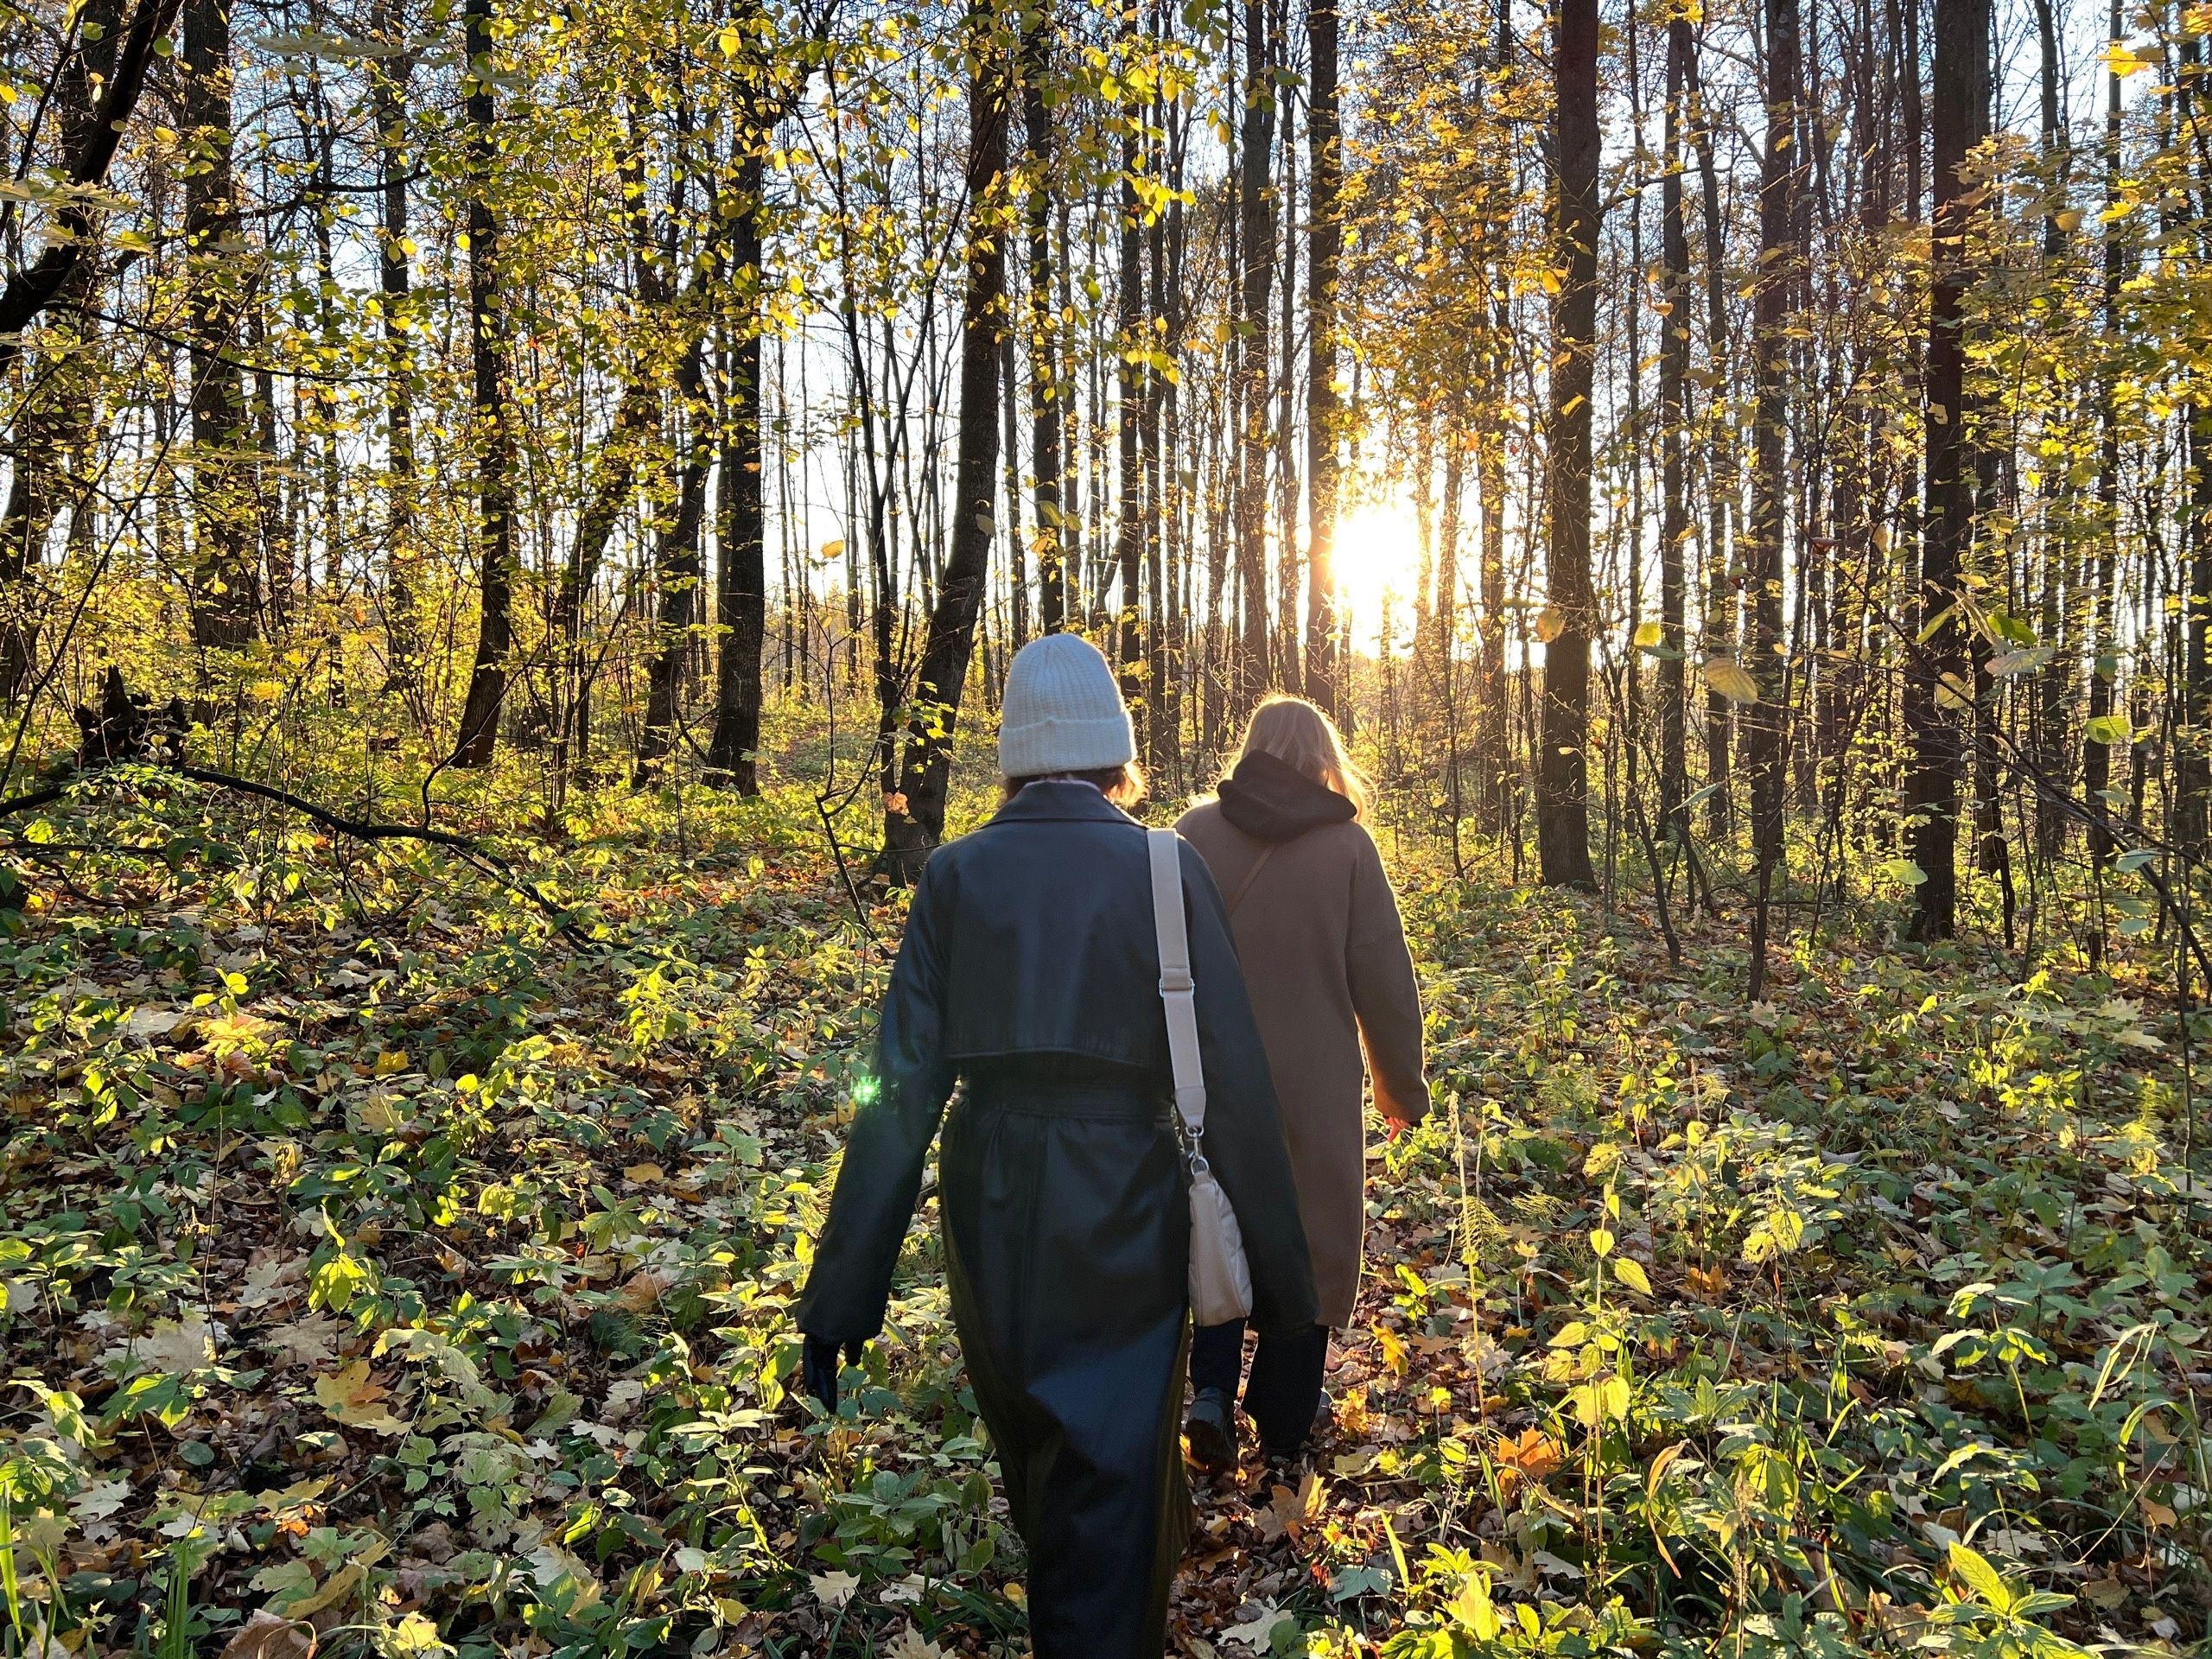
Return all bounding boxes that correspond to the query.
[1235,0,1277,708]
[0,0,121,697]
[1303,0,1341,715]
[451,0,515,768]
[708,153,769,792]
[637,341,714,781]
[1020,1,1067,633]
[1745,0,1802,868]
[879,0,1012,878]
[1657,12,1692,833]
[1538,0,1599,889]
[183,0,259,653]
[1116,29,1147,744]
[370,0,419,695]
[1904,0,1990,939]
[2081,0,2126,873]
[1687,41,1735,838]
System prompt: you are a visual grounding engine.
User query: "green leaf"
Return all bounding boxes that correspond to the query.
[1948,1541,2014,1613]
[2085,713,2133,746]
[1881,857,1927,886]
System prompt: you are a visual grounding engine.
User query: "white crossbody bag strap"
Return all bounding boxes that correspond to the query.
[1147,829,1208,1141]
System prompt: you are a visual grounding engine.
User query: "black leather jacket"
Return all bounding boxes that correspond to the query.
[796,781,1319,1341]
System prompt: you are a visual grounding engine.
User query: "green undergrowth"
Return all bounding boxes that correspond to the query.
[0,738,2202,1659]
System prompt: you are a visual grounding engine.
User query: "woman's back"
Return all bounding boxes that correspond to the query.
[1178,752,1427,1329]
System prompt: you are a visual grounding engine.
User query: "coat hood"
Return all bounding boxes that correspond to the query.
[1217,750,1357,842]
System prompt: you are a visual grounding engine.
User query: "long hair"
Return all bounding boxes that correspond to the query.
[1233,696,1371,818]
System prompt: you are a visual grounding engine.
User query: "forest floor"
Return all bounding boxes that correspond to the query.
[0,733,2206,1659]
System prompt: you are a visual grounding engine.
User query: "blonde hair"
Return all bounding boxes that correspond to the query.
[1233,696,1370,818]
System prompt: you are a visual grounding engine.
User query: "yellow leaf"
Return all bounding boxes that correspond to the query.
[1633,620,1663,649]
[622,1163,665,1184]
[315,1362,407,1435]
[1613,1256,1653,1296]
[1535,607,1565,645]
[1589,1228,1615,1259]
[374,1050,410,1076]
[1373,1323,1410,1377]
[1700,657,1760,703]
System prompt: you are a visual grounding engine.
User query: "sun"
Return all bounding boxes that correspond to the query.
[1330,496,1426,649]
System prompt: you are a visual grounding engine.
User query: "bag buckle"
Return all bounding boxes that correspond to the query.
[1159,970,1194,996]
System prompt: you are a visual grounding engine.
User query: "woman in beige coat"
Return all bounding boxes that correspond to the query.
[1176,696,1429,1465]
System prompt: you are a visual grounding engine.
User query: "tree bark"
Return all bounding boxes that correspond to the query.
[637,340,713,781]
[1020,1,1068,633]
[451,0,516,768]
[1904,0,1990,939]
[1537,0,1600,889]
[1303,0,1341,715]
[1657,12,1692,833]
[0,0,122,698]
[879,0,1012,878]
[182,0,260,652]
[1234,0,1278,708]
[709,143,770,795]
[370,0,419,694]
[1745,0,1802,868]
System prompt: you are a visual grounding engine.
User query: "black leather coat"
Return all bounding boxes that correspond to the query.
[795,781,1316,1659]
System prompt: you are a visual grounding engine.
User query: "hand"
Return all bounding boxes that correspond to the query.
[802,1335,864,1410]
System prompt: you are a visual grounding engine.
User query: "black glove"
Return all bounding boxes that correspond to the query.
[802,1335,863,1410]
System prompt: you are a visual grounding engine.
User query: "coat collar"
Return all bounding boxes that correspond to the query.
[988,779,1142,828]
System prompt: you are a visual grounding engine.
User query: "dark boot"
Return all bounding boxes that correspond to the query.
[1184,1387,1237,1471]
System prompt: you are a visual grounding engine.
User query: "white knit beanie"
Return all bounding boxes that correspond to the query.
[998,633,1135,778]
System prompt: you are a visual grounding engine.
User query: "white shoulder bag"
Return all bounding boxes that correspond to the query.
[1147,828,1255,1326]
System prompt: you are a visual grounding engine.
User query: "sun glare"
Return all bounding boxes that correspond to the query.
[1331,498,1427,648]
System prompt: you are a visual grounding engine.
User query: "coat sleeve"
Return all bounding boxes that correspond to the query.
[795,856,958,1344]
[1182,839,1319,1338]
[1346,830,1430,1126]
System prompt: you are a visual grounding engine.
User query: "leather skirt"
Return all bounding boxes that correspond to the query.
[940,1060,1192,1659]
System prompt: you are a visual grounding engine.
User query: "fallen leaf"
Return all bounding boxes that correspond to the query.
[1372,1323,1409,1377]
[887,1624,941,1659]
[314,1362,407,1435]
[125,1007,192,1043]
[2081,1577,2128,1609]
[132,1318,216,1376]
[1222,1600,1291,1653]
[1267,1470,1325,1543]
[283,1561,365,1619]
[810,1571,859,1609]
[264,1313,345,1367]
[221,1609,315,1659]
[622,1163,664,1184]
[1494,1427,1563,1483]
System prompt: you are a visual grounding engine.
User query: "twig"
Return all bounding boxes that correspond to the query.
[0,764,590,949]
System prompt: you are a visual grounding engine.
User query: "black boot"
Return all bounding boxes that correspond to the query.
[1185,1387,1237,1471]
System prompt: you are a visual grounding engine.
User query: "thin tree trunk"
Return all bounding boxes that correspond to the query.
[183,0,259,653]
[1538,0,1600,888]
[1235,0,1278,707]
[1303,0,1341,715]
[880,0,1011,875]
[709,137,769,793]
[1657,12,1692,831]
[451,0,515,768]
[370,0,418,694]
[1904,0,1989,939]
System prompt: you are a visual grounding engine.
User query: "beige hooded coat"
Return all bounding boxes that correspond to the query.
[1177,753,1429,1328]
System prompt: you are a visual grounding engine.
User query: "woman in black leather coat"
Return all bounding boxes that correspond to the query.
[795,633,1316,1659]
